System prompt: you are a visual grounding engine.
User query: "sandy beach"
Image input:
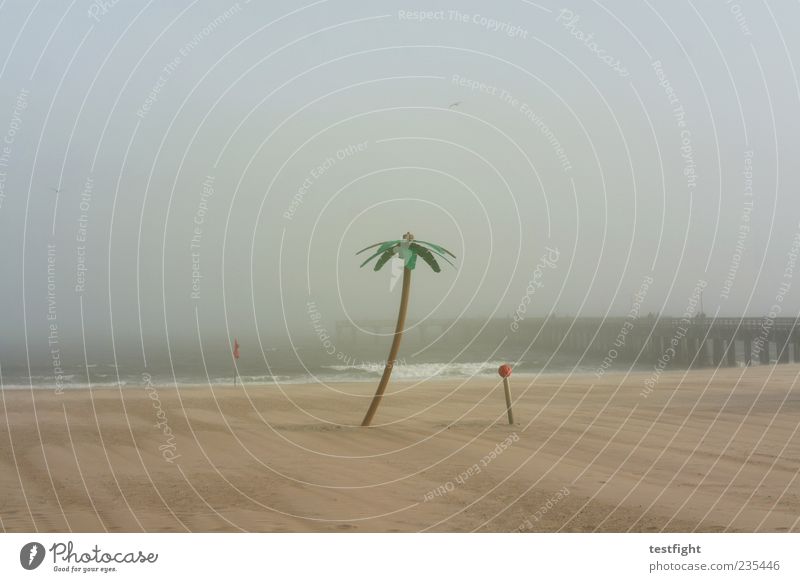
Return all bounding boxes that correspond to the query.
[1,365,799,532]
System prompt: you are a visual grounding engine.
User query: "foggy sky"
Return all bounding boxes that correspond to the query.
[1,0,799,364]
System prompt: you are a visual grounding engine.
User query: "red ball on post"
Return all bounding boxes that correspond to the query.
[498,364,514,424]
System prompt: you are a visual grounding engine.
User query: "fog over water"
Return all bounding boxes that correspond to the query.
[1,1,799,384]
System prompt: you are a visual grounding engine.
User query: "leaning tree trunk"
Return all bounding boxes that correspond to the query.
[361,267,412,426]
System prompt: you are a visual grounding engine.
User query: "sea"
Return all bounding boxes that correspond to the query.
[0,337,650,391]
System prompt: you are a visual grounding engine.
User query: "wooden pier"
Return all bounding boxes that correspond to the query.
[534,316,800,367]
[336,316,800,367]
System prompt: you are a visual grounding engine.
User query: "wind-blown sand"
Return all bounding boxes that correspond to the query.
[1,365,799,532]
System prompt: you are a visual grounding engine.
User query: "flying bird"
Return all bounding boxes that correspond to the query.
[448,101,462,109]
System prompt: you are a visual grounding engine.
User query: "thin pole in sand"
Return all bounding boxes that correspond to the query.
[498,364,514,425]
[232,337,240,387]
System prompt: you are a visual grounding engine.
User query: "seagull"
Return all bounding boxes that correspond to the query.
[49,187,61,194]
[448,101,462,109]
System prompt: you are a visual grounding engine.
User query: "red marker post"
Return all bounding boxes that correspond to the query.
[498,364,514,425]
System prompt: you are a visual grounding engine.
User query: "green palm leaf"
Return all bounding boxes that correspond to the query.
[358,241,401,268]
[412,245,441,272]
[373,248,395,271]
[410,242,454,267]
[415,240,456,258]
[357,240,400,255]
[359,250,383,268]
[405,249,418,270]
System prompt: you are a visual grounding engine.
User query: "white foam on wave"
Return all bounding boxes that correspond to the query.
[321,360,508,380]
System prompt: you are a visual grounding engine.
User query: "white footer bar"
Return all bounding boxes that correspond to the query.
[1,533,796,581]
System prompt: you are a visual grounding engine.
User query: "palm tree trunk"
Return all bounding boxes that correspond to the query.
[361,267,412,426]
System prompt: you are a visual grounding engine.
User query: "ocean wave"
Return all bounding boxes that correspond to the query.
[4,359,629,390]
[321,360,508,380]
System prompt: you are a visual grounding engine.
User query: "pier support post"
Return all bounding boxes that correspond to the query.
[690,337,705,368]
[778,334,790,364]
[712,337,725,366]
[726,338,737,367]
[698,338,711,367]
[677,336,688,365]
[759,339,771,365]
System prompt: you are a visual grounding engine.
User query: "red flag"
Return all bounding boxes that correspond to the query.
[233,338,240,360]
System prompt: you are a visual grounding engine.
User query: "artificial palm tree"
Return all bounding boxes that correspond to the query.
[356,232,456,426]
